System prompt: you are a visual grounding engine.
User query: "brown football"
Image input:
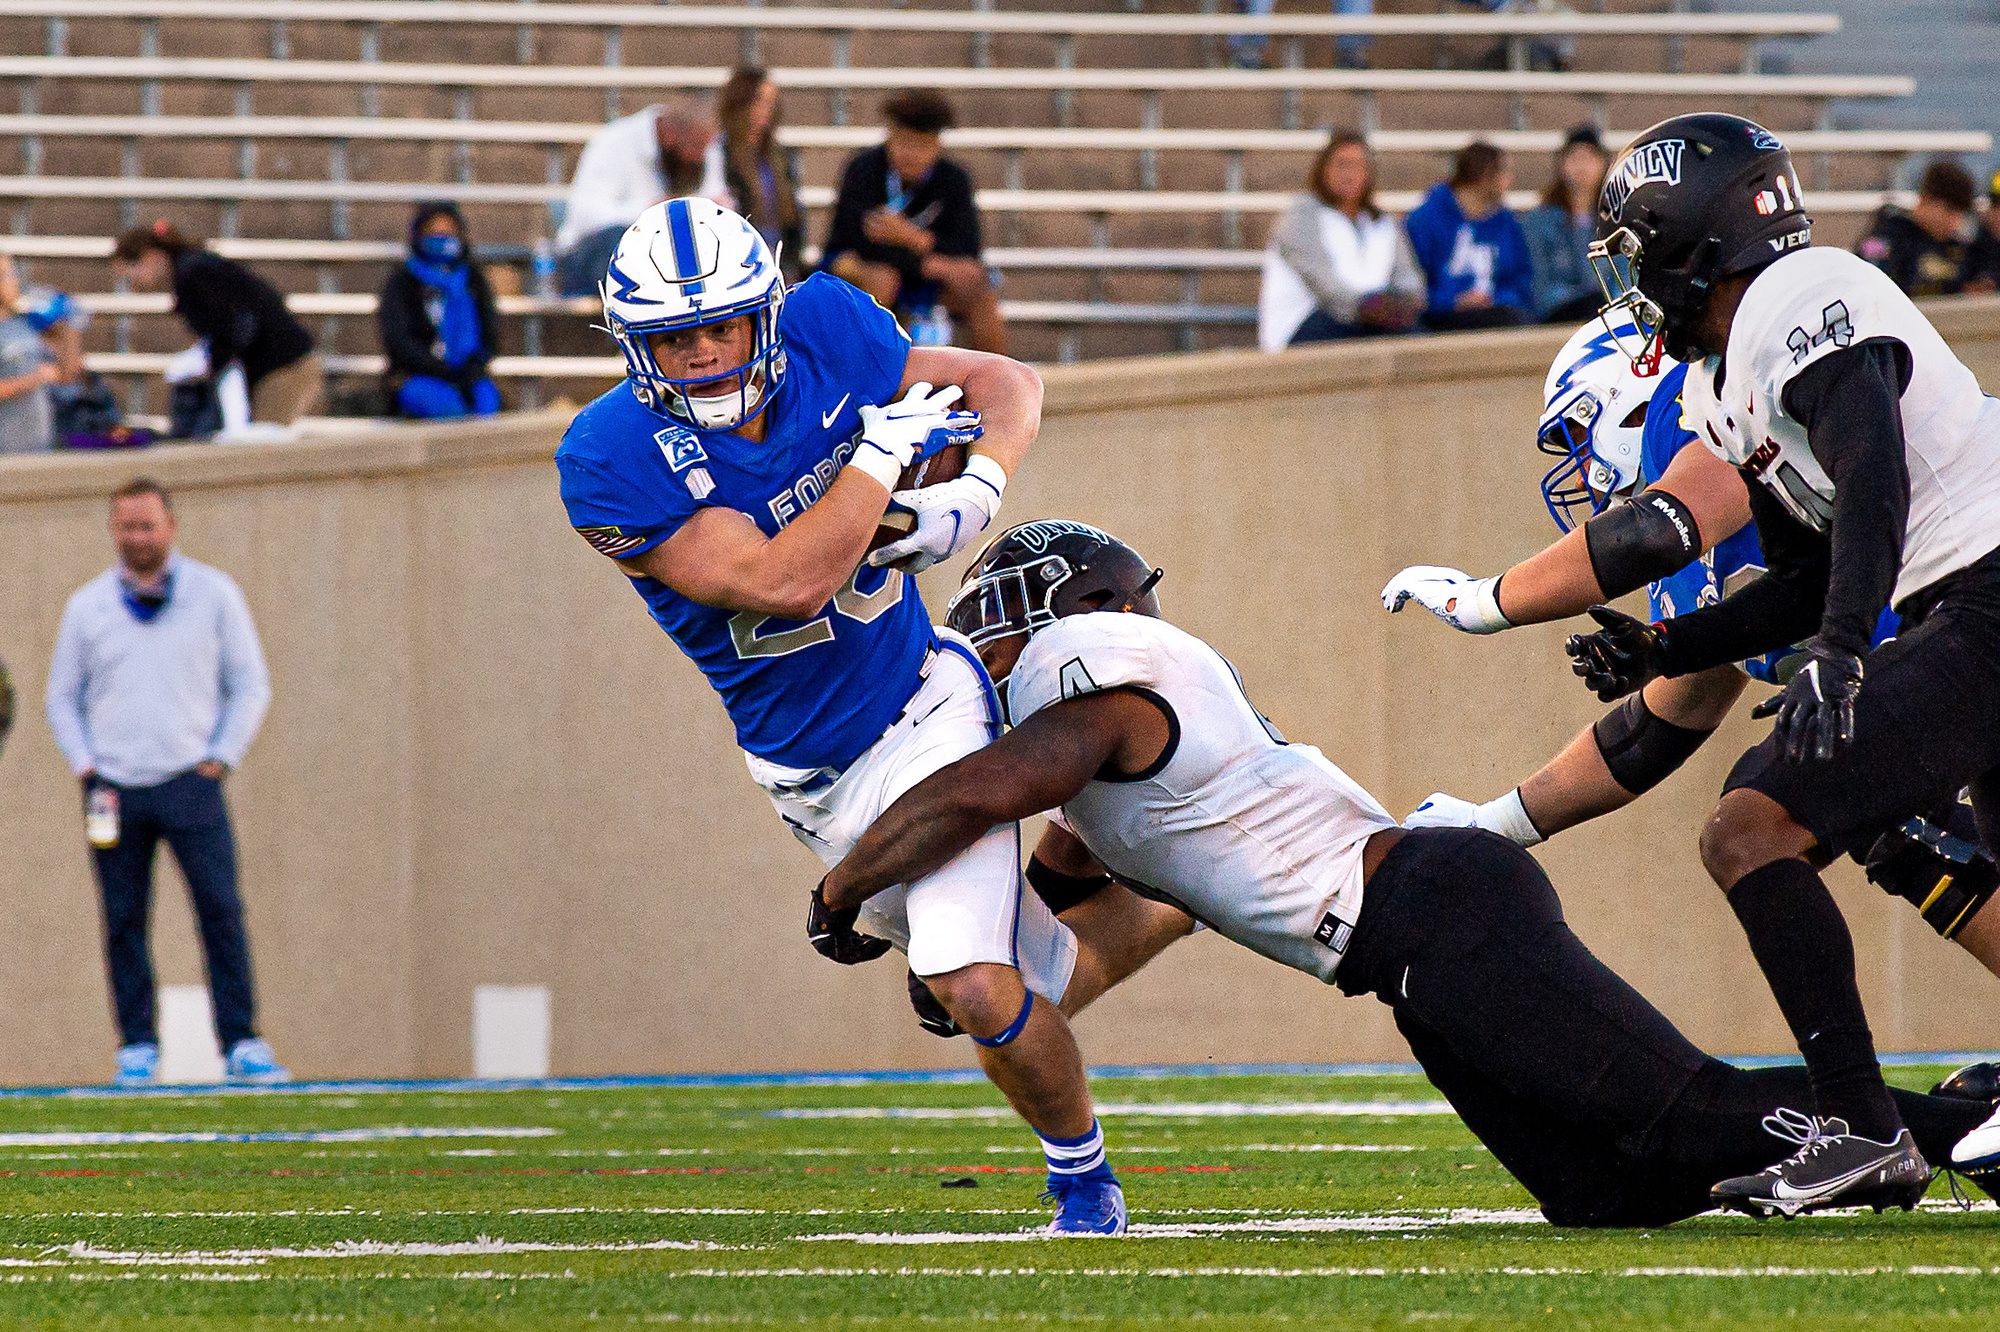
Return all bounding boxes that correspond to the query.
[869,441,968,551]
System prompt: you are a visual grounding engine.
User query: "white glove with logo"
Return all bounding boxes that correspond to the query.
[1380,566,1512,635]
[1404,789,1544,847]
[868,455,1008,573]
[848,382,984,491]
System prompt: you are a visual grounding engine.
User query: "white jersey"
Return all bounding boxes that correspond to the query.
[1679,246,2000,604]
[1008,613,1397,983]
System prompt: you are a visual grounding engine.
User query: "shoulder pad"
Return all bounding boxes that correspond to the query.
[1730,248,1906,399]
[1007,613,1169,728]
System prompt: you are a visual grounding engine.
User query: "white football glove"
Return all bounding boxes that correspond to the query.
[1404,789,1544,847]
[869,454,1008,573]
[1380,565,1512,635]
[847,382,984,491]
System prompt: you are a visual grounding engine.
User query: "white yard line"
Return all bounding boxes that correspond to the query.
[57,1237,746,1266]
[0,1127,556,1147]
[658,1264,2000,1279]
[772,1100,1458,1120]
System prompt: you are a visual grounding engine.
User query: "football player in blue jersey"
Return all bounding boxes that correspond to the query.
[1378,321,2000,971]
[555,198,1126,1236]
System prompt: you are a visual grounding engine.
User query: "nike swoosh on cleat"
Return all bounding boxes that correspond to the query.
[1768,1158,1903,1202]
[822,394,851,429]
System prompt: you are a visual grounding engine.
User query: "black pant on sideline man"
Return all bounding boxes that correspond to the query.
[90,770,258,1051]
[1338,828,1985,1227]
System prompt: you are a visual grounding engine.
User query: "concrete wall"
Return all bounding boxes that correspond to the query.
[4,299,1999,1085]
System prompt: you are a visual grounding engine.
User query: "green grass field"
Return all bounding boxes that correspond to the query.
[0,1064,1996,1329]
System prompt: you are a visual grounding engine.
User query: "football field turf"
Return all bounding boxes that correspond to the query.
[1,1064,1998,1329]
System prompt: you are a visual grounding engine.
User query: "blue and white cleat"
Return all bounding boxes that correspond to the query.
[114,1042,158,1087]
[225,1038,291,1084]
[1044,1177,1128,1236]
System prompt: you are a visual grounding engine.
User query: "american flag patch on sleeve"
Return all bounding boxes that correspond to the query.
[575,525,650,558]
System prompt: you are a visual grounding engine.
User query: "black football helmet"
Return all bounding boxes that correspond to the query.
[1590,113,1811,366]
[945,520,1162,648]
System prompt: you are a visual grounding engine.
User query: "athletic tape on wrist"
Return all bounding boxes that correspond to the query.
[970,989,1036,1048]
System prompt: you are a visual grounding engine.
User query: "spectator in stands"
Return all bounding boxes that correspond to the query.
[718,67,804,284]
[0,255,65,453]
[1403,141,1532,331]
[1856,158,1979,298]
[111,222,322,425]
[1258,130,1424,350]
[823,90,1006,354]
[1521,125,1609,323]
[46,477,284,1088]
[555,95,726,298]
[379,202,501,420]
[1230,0,1372,71]
[1965,170,2000,295]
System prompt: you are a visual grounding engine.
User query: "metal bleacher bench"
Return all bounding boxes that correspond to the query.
[2,115,1980,158]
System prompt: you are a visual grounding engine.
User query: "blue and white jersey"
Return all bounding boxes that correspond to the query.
[1640,362,1896,682]
[556,272,931,771]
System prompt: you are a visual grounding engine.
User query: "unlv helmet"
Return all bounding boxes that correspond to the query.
[1590,113,1810,366]
[945,520,1163,648]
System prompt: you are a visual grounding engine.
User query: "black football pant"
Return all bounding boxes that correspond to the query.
[1338,828,1985,1227]
[90,770,259,1051]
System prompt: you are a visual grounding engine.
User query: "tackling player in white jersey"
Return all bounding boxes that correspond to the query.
[816,520,2000,1225]
[555,199,1124,1235]
[1562,113,2000,1212]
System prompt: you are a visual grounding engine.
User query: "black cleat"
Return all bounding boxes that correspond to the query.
[1710,1109,1931,1218]
[1931,1061,2000,1103]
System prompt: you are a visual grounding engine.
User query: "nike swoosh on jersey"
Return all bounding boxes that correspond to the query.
[822,394,852,429]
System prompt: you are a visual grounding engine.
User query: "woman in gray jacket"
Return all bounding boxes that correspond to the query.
[1258,131,1424,350]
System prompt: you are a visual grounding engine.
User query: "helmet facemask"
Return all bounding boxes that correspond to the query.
[605,294,788,431]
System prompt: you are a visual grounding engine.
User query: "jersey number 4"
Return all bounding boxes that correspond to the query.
[728,568,905,659]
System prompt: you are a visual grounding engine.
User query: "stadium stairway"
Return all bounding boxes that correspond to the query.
[0,0,1979,400]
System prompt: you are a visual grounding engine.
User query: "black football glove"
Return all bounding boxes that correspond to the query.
[807,878,892,965]
[1564,605,1670,702]
[907,968,964,1038]
[1751,638,1863,764]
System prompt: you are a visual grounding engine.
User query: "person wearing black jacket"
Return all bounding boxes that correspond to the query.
[1572,114,2000,1216]
[111,221,320,424]
[822,90,1006,353]
[378,202,502,419]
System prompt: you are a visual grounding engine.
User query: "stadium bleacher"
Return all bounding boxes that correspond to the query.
[0,0,1985,406]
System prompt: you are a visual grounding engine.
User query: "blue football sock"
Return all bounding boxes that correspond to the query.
[1040,1118,1116,1189]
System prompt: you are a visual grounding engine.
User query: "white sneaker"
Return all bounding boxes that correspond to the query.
[1951,1101,2000,1169]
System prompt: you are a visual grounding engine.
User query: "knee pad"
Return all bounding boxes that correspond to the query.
[1865,815,1999,940]
[1592,693,1713,795]
[1026,855,1112,915]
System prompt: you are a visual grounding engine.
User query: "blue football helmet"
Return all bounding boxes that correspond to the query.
[599,197,787,430]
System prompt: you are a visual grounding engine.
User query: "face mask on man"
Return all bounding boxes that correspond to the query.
[416,234,463,265]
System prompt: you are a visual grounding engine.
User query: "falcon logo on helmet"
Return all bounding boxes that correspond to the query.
[1585,113,1811,371]
[1536,320,1679,532]
[598,197,789,431]
[946,521,1163,649]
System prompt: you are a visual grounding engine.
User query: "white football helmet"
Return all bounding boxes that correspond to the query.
[1536,319,1678,532]
[600,197,787,430]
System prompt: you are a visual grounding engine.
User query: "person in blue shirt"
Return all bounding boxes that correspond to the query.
[1403,141,1534,332]
[554,198,1127,1236]
[378,202,501,419]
